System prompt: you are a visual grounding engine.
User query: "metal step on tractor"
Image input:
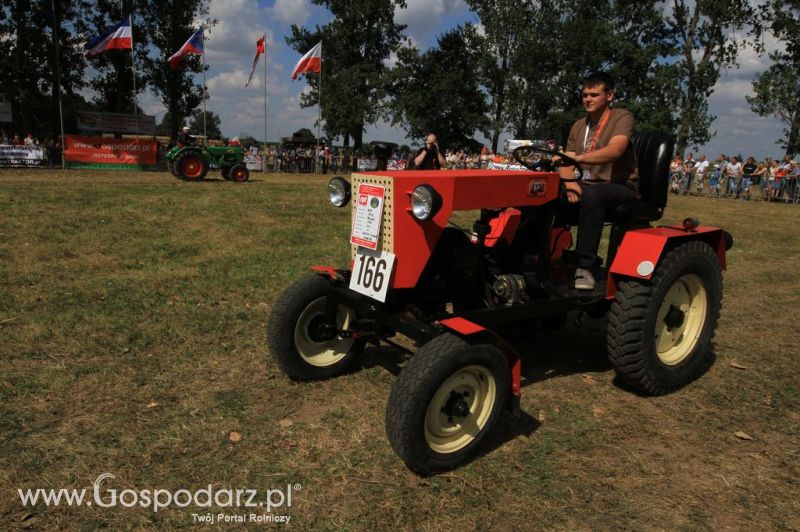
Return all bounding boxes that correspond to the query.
[267,131,733,475]
[165,144,250,182]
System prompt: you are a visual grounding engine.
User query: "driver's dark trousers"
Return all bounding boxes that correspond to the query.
[567,181,638,268]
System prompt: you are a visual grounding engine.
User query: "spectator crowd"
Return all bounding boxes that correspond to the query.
[669,152,800,204]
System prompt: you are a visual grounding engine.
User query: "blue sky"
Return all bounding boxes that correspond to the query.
[135,0,789,159]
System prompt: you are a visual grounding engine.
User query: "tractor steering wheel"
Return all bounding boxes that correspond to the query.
[512,145,583,182]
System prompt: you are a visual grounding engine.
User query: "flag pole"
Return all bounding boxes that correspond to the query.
[316,42,321,173]
[263,32,268,173]
[50,0,66,169]
[201,32,207,146]
[129,14,140,138]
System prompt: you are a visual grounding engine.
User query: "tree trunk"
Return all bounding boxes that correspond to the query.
[674,94,693,158]
[786,111,799,159]
[490,52,508,153]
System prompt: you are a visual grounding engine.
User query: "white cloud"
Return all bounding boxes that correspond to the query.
[269,0,311,25]
[395,0,468,44]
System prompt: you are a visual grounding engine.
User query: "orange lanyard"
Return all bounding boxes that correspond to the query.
[583,108,612,153]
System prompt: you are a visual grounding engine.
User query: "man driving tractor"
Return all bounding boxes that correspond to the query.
[559,72,638,290]
[177,125,196,146]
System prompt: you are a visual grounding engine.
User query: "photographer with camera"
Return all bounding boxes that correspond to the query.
[414,133,446,170]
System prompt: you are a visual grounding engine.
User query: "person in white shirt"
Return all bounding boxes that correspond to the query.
[693,154,709,195]
[725,156,743,197]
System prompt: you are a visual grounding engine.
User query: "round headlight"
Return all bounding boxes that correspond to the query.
[328,177,351,207]
[411,185,441,220]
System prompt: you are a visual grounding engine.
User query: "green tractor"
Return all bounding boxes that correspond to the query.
[165,144,251,182]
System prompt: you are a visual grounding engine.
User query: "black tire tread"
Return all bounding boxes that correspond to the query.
[267,275,362,381]
[607,240,723,395]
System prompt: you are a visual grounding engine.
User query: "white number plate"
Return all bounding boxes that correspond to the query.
[349,248,396,302]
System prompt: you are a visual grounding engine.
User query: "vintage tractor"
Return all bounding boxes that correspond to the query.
[165,144,250,182]
[267,132,732,475]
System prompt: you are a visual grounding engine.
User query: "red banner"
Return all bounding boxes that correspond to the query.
[64,135,157,166]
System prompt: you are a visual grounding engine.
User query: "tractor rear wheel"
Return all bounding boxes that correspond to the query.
[386,334,509,475]
[229,164,249,182]
[267,275,364,381]
[176,151,208,181]
[607,241,722,395]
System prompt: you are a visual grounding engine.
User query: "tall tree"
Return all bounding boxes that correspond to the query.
[286,0,407,149]
[668,0,763,156]
[189,109,221,140]
[140,0,215,140]
[464,0,525,152]
[85,0,147,115]
[389,25,489,150]
[747,0,800,157]
[0,0,90,138]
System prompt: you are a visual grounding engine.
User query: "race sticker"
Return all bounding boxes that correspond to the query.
[350,184,385,250]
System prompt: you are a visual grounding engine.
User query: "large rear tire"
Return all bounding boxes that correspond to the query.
[607,241,722,395]
[267,275,364,381]
[386,334,510,475]
[176,151,208,181]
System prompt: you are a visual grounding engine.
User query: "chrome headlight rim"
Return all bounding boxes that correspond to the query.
[411,184,442,220]
[328,176,351,208]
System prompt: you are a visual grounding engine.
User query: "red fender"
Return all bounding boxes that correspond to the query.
[437,317,522,415]
[310,265,340,280]
[606,224,728,298]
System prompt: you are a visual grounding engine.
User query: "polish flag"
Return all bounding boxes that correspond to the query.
[85,16,133,57]
[245,35,265,87]
[291,41,322,80]
[168,27,204,69]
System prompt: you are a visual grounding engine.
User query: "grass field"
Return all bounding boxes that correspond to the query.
[1,168,798,529]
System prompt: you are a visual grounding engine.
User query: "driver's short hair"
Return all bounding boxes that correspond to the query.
[583,71,615,92]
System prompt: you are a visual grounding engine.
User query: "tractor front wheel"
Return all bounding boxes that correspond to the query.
[176,151,208,181]
[221,166,231,180]
[229,164,249,182]
[607,240,722,395]
[267,275,364,381]
[167,159,179,177]
[385,334,510,475]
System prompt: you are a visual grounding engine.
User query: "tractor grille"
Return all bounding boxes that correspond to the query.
[350,174,394,259]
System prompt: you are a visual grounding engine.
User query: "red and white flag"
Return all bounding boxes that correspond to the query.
[245,35,265,87]
[290,41,322,80]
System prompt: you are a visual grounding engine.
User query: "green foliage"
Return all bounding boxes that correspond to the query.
[389,25,489,150]
[0,0,91,138]
[189,109,222,140]
[667,0,763,155]
[285,0,407,149]
[139,0,216,140]
[85,1,147,115]
[748,0,800,157]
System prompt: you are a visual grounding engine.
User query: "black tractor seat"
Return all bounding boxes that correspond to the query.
[608,131,675,224]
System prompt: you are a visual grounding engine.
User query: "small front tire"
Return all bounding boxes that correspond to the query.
[385,334,510,475]
[267,275,364,381]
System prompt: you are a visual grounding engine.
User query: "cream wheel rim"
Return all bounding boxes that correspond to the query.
[424,365,497,454]
[294,297,355,367]
[654,273,708,365]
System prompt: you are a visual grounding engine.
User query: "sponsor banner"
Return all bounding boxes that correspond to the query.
[0,144,46,167]
[64,135,157,170]
[77,111,156,135]
[244,155,262,171]
[487,161,528,171]
[356,158,407,171]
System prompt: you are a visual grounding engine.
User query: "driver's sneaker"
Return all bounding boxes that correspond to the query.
[574,268,596,290]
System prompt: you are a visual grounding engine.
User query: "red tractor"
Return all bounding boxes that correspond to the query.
[267,132,732,475]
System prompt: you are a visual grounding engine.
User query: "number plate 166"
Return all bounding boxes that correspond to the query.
[349,248,396,303]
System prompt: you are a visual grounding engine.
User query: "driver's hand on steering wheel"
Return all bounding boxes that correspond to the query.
[565,181,582,203]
